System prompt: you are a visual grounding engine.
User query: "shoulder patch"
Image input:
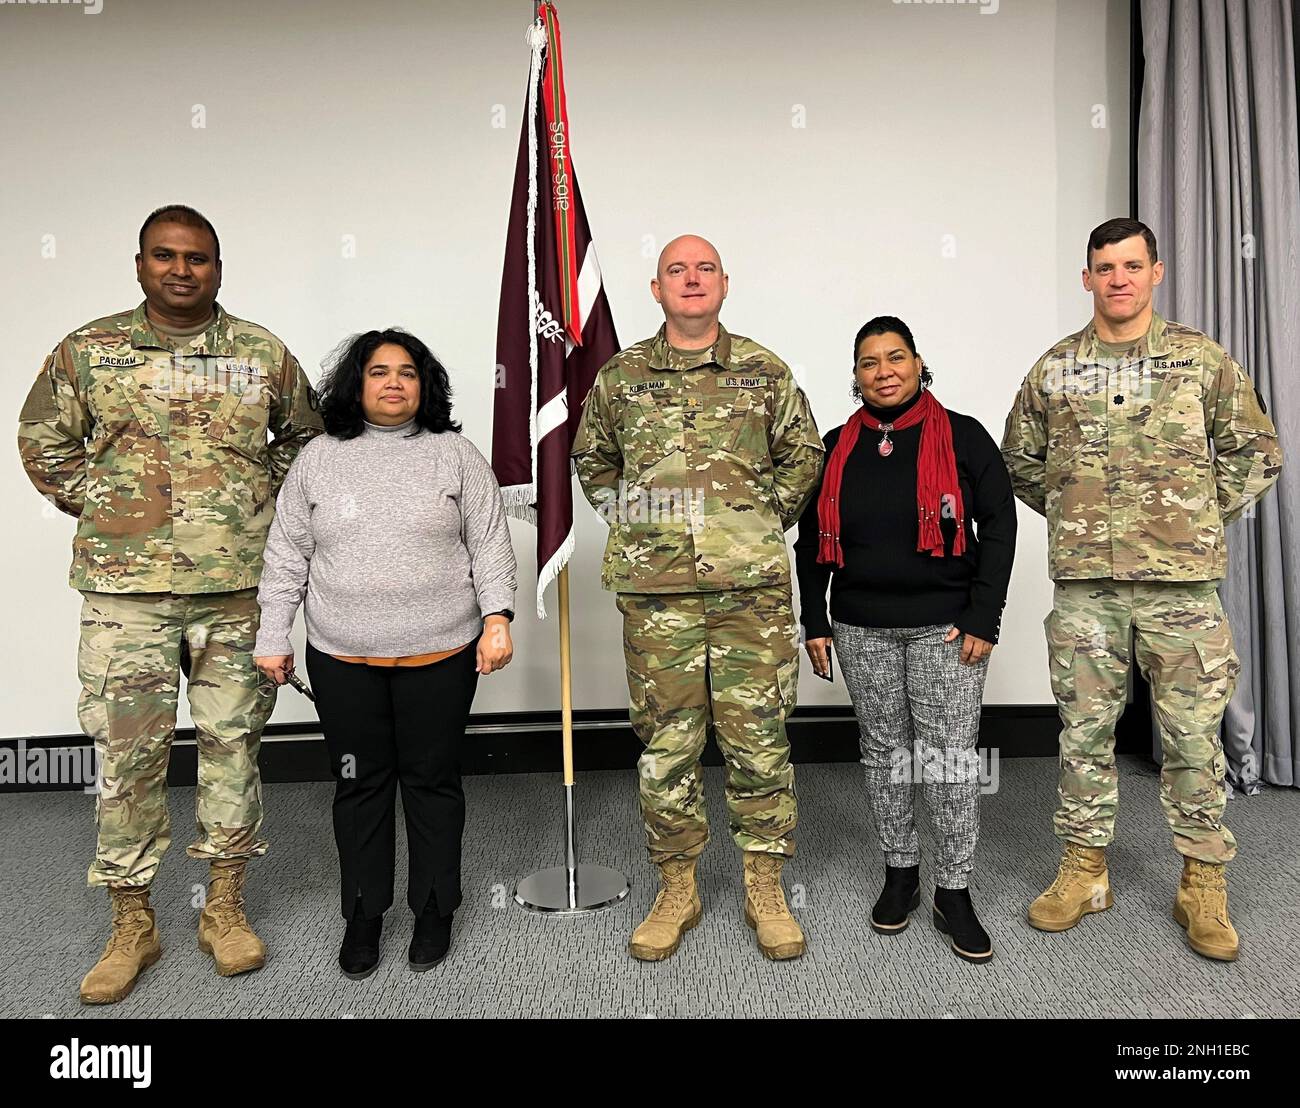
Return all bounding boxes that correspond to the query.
[19,358,59,422]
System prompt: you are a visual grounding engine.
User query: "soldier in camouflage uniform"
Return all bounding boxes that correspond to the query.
[1002,218,1281,961]
[572,234,824,961]
[17,205,323,1002]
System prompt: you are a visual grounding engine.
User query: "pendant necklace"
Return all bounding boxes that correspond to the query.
[877,423,894,457]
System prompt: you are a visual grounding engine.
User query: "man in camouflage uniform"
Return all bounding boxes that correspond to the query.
[1002,218,1281,961]
[573,234,824,961]
[18,205,323,1002]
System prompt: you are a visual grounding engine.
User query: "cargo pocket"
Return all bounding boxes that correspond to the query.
[207,390,271,506]
[723,389,764,454]
[250,675,277,731]
[1142,372,1210,460]
[76,643,112,744]
[115,374,162,437]
[1190,619,1239,727]
[776,653,800,718]
[1051,388,1102,462]
[627,667,647,711]
[208,390,257,455]
[626,392,678,469]
[1044,611,1078,705]
[625,666,649,743]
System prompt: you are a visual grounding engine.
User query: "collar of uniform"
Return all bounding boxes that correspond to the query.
[647,323,736,372]
[1077,311,1172,365]
[129,300,237,356]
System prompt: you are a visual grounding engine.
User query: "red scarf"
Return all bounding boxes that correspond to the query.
[816,388,966,566]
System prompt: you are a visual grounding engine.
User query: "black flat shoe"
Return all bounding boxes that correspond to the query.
[932,886,993,964]
[339,908,383,980]
[871,864,921,934]
[409,909,453,971]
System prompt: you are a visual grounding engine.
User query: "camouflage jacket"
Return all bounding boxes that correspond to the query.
[18,302,324,594]
[572,324,824,593]
[1001,313,1281,582]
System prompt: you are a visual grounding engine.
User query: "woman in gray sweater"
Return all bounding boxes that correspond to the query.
[253,328,516,980]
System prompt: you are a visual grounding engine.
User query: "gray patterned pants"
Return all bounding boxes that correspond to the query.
[832,621,988,888]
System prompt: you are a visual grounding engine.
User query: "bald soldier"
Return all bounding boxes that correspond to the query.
[18,205,323,1003]
[573,235,824,961]
[1002,218,1281,962]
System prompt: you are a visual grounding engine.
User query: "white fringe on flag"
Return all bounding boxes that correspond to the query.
[499,484,538,516]
[500,18,548,528]
[525,17,553,620]
[536,526,576,621]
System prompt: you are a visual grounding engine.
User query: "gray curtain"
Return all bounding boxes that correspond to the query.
[1138,0,1299,789]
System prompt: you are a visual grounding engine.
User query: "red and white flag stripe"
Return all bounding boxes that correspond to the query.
[491,3,619,618]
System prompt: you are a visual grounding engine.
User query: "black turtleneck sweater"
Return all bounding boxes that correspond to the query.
[793,388,1017,643]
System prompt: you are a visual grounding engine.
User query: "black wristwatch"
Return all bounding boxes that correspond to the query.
[484,609,514,622]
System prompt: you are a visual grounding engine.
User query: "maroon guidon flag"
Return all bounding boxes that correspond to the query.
[492,2,619,618]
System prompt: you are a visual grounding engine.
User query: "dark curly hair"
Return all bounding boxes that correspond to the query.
[850,314,933,402]
[317,328,462,439]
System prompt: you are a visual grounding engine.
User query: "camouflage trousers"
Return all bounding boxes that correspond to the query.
[1046,579,1238,863]
[616,586,800,862]
[77,589,276,888]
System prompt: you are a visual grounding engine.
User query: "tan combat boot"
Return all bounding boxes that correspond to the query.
[79,886,162,1005]
[742,853,805,960]
[628,858,702,961]
[1174,858,1239,961]
[198,859,267,976]
[1028,843,1113,932]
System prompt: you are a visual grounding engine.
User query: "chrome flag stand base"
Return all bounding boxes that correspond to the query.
[515,783,629,914]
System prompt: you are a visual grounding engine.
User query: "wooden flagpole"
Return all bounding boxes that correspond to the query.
[511,3,627,915]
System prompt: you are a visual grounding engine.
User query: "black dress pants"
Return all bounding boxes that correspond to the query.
[305,641,480,920]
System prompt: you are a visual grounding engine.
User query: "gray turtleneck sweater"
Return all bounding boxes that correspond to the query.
[253,419,517,658]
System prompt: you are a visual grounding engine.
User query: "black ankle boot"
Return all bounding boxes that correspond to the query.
[409,907,453,971]
[932,886,993,963]
[871,864,921,934]
[339,899,383,980]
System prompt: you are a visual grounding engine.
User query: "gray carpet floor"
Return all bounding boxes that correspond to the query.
[2,756,1297,1019]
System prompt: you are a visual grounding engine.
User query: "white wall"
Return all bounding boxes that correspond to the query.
[0,0,1129,738]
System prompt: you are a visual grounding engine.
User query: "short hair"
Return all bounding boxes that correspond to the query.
[852,314,933,388]
[317,328,462,440]
[138,205,221,262]
[1086,218,1157,269]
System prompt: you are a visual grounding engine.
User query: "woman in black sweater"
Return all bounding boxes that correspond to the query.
[794,315,1016,963]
